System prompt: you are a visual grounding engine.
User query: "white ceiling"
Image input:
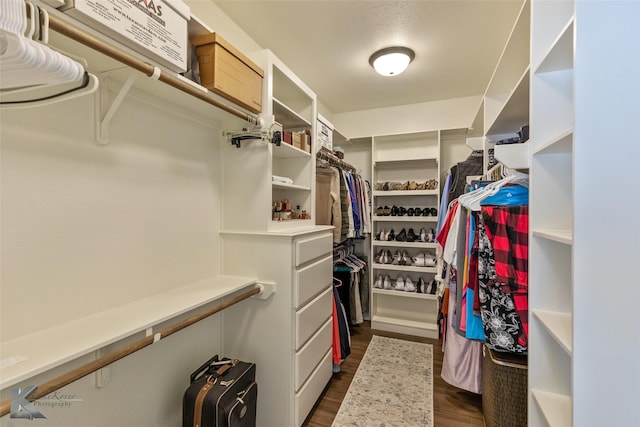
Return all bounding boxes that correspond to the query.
[214,0,524,114]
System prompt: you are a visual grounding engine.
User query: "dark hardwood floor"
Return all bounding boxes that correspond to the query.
[303,322,484,427]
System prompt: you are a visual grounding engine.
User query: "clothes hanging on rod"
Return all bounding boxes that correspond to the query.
[332,278,351,372]
[333,242,368,326]
[436,171,530,393]
[316,153,371,243]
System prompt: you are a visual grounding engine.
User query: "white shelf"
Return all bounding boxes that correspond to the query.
[371,315,437,333]
[533,128,573,155]
[532,389,572,427]
[0,275,258,389]
[373,216,439,222]
[532,229,573,245]
[273,97,311,130]
[493,142,530,169]
[374,158,438,168]
[372,264,437,274]
[535,19,574,74]
[533,310,572,355]
[373,289,438,300]
[486,68,530,137]
[373,190,439,197]
[372,241,437,249]
[273,142,311,159]
[272,182,311,191]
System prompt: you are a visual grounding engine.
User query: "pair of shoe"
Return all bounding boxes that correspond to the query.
[393,276,416,292]
[376,206,392,216]
[376,182,403,191]
[375,249,393,264]
[415,278,438,294]
[373,275,392,289]
[417,228,436,243]
[395,228,417,242]
[413,252,436,267]
[391,250,413,266]
[375,228,396,241]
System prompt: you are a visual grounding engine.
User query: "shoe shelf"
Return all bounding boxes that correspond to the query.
[371,315,438,337]
[372,288,438,300]
[372,241,437,249]
[373,190,439,197]
[373,264,437,274]
[373,158,439,169]
[373,216,438,222]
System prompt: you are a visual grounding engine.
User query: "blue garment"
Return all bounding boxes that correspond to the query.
[465,213,485,341]
[437,172,452,235]
[345,173,361,237]
[480,184,529,206]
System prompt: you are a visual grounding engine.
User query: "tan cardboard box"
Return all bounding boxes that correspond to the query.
[191,33,264,113]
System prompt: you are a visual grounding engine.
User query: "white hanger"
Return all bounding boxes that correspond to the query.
[458,167,528,211]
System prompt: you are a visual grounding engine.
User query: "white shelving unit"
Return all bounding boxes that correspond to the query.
[222,50,317,232]
[470,0,530,172]
[529,1,640,426]
[370,131,440,338]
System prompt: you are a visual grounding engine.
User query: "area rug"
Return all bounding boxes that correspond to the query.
[332,335,434,427]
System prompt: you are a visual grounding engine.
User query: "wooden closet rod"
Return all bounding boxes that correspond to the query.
[46,13,260,125]
[0,285,261,417]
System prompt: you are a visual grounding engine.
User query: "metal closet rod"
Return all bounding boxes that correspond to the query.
[0,286,261,417]
[46,13,259,125]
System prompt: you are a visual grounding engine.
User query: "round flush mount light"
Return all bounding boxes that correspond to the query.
[369,47,415,77]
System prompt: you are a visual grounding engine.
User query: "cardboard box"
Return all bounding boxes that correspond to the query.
[191,33,264,113]
[62,0,188,73]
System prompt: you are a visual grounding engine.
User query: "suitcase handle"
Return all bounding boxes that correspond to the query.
[190,355,219,384]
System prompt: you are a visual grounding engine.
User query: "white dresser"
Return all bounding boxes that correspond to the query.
[221,228,334,427]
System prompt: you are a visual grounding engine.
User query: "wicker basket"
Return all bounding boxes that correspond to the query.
[482,345,528,427]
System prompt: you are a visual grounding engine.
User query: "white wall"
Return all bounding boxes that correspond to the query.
[0,87,228,425]
[332,95,481,138]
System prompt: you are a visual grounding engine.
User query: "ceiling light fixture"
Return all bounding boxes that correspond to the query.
[369,47,415,77]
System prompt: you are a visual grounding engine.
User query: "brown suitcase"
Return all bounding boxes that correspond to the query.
[182,355,257,427]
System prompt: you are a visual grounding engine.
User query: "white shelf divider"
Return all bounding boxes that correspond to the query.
[372,241,437,249]
[533,128,573,155]
[532,389,572,427]
[272,182,311,191]
[493,142,530,169]
[372,289,438,300]
[533,309,573,355]
[0,275,258,389]
[532,229,573,245]
[372,264,437,274]
[373,190,439,197]
[373,216,439,222]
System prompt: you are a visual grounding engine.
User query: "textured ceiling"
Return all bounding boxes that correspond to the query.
[214,0,524,114]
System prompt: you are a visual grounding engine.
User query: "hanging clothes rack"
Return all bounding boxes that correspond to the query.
[0,285,263,417]
[317,146,356,172]
[37,9,260,125]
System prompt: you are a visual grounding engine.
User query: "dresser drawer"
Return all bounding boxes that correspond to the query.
[295,233,332,267]
[295,318,332,390]
[296,287,332,350]
[294,349,332,427]
[294,254,332,309]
